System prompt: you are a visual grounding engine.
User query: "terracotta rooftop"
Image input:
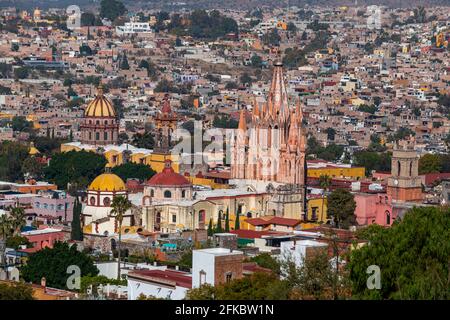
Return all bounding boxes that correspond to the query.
[127,269,192,289]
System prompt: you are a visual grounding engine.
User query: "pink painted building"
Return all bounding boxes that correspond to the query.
[21,226,67,252]
[354,193,396,227]
[32,190,74,223]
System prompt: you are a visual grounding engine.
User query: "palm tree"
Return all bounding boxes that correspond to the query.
[0,214,12,240]
[9,207,26,236]
[0,214,12,267]
[318,175,332,223]
[110,195,132,280]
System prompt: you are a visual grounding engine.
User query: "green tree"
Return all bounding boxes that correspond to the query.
[186,272,290,300]
[353,151,392,175]
[9,207,25,236]
[110,195,132,280]
[81,12,103,26]
[358,104,377,114]
[207,219,213,237]
[213,115,238,129]
[325,127,336,141]
[283,47,307,69]
[80,275,125,296]
[21,242,99,289]
[327,189,356,229]
[0,214,12,240]
[5,235,30,249]
[250,54,263,68]
[418,153,442,174]
[224,208,230,232]
[0,141,29,182]
[234,211,240,230]
[11,116,33,132]
[119,52,129,70]
[178,250,193,269]
[71,197,83,241]
[249,253,280,274]
[21,157,44,180]
[14,67,29,80]
[0,282,34,300]
[112,162,156,182]
[215,211,223,233]
[240,73,252,86]
[388,127,415,142]
[100,0,127,21]
[349,206,450,299]
[44,150,107,190]
[132,131,155,149]
[263,28,281,46]
[185,10,238,40]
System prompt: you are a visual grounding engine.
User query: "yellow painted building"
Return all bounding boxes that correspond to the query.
[307,165,365,180]
[306,197,328,223]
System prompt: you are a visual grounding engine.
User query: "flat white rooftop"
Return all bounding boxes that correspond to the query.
[194,247,243,256]
[21,227,63,236]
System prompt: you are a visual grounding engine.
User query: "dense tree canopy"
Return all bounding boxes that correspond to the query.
[112,162,156,182]
[353,151,392,175]
[99,0,127,22]
[0,141,29,182]
[212,115,238,129]
[44,150,107,190]
[0,282,34,300]
[186,272,290,300]
[348,206,450,299]
[185,10,238,40]
[21,242,99,290]
[327,189,356,229]
[419,153,443,174]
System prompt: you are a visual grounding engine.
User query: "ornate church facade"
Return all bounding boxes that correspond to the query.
[79,86,119,146]
[230,61,307,219]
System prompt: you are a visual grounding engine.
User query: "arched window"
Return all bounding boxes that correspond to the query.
[386,211,391,225]
[105,120,108,125]
[150,189,155,197]
[164,190,172,198]
[181,190,186,198]
[96,120,100,125]
[397,161,401,176]
[95,132,100,140]
[103,197,111,206]
[90,196,96,205]
[104,131,108,141]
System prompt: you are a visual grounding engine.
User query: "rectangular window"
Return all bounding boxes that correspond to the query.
[172,215,176,223]
[226,272,232,283]
[200,271,206,286]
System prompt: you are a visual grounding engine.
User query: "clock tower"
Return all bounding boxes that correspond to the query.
[387,138,422,202]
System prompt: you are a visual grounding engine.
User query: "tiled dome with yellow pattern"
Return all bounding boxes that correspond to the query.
[84,86,116,118]
[88,173,126,192]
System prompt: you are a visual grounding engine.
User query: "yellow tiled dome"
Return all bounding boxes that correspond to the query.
[88,173,126,192]
[84,86,116,118]
[29,142,40,155]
